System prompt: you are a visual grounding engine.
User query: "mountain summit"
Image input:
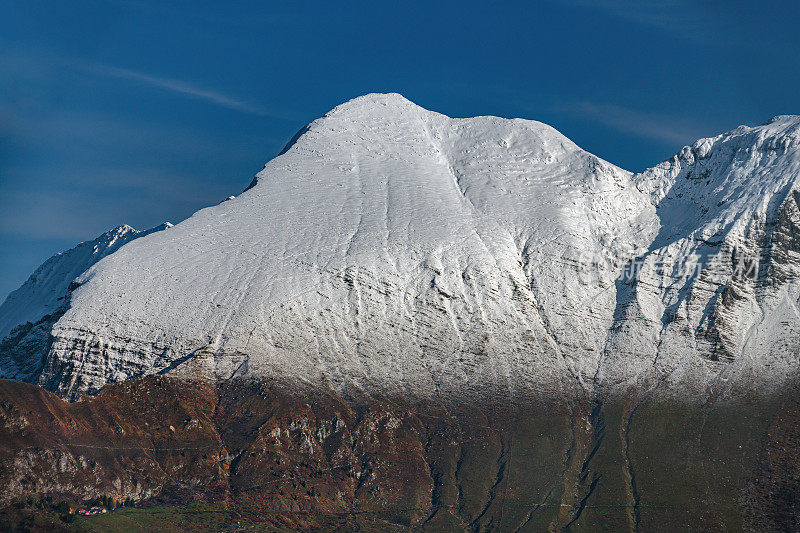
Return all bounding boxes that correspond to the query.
[2,95,799,404]
[2,95,800,531]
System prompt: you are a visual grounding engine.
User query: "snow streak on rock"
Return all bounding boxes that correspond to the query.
[2,94,799,402]
[0,223,171,382]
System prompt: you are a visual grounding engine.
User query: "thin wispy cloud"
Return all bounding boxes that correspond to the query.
[556,101,711,145]
[561,0,687,27]
[553,0,788,52]
[0,47,291,119]
[77,61,273,117]
[552,0,731,47]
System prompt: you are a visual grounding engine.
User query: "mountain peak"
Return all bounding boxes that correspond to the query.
[264,94,588,197]
[29,94,652,398]
[2,95,800,404]
[272,93,425,160]
[325,92,419,117]
[272,93,586,173]
[762,114,800,127]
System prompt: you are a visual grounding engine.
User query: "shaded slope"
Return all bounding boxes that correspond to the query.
[0,375,794,531]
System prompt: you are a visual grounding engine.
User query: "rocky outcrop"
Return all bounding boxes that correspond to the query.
[0,223,171,385]
[0,375,797,531]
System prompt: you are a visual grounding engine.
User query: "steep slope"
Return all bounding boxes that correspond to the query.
[1,95,799,407]
[0,224,173,340]
[0,223,171,383]
[0,374,795,531]
[602,115,800,396]
[39,93,656,400]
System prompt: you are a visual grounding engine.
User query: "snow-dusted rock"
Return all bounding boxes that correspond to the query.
[1,94,799,402]
[603,115,800,397]
[0,223,171,382]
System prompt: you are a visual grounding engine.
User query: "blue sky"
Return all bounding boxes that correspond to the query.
[1,0,799,300]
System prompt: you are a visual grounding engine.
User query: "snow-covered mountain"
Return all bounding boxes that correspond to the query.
[2,94,799,402]
[604,115,800,398]
[0,223,171,382]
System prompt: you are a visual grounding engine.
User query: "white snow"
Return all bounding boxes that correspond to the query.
[3,94,799,401]
[0,223,172,340]
[603,115,800,396]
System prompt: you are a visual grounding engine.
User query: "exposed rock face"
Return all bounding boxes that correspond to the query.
[0,375,796,531]
[0,223,171,384]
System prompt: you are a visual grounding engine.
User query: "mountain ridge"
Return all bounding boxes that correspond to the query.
[0,222,173,384]
[1,94,798,403]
